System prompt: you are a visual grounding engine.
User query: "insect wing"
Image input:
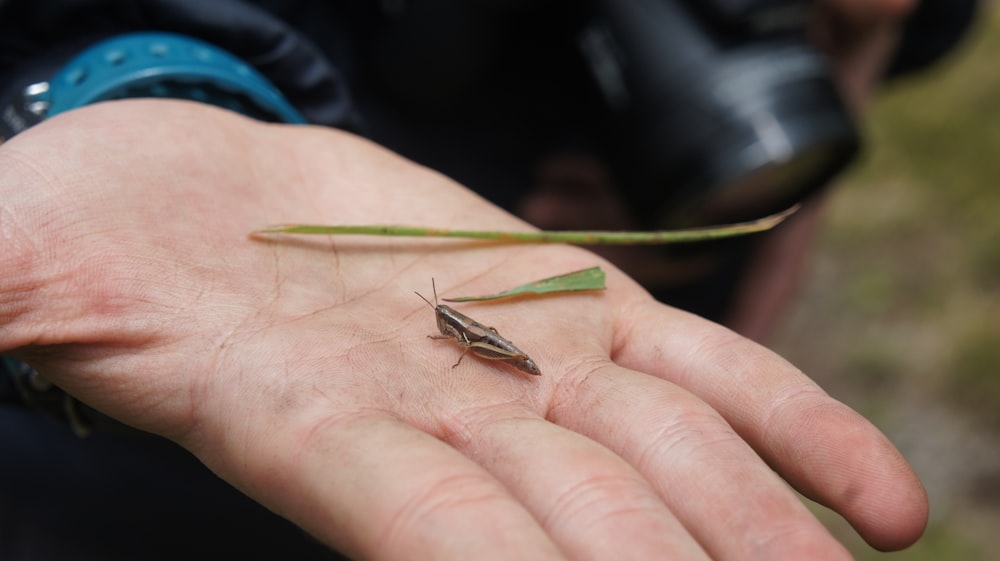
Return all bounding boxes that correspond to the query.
[469,328,542,376]
[465,342,542,376]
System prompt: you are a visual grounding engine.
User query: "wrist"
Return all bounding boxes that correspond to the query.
[1,30,309,432]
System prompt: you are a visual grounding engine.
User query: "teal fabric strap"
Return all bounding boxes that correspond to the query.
[9,31,305,132]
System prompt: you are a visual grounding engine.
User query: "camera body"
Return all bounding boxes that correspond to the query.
[583,0,859,226]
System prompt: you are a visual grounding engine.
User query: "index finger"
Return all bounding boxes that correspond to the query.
[613,305,928,551]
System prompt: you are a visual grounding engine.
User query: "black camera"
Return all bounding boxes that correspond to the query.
[582,0,859,226]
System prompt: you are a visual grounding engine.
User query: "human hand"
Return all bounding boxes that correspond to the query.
[0,100,926,560]
[725,0,920,339]
[814,0,917,108]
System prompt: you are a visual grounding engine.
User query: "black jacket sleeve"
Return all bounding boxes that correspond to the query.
[0,0,361,129]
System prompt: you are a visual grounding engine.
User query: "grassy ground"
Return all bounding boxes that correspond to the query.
[773,5,1000,560]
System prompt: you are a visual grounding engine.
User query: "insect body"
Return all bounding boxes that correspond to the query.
[415,280,541,376]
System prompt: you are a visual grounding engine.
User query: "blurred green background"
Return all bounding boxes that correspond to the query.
[773,3,1000,560]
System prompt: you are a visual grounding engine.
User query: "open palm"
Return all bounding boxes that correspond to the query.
[0,100,926,560]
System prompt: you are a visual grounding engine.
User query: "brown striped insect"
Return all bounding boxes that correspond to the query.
[415,279,542,376]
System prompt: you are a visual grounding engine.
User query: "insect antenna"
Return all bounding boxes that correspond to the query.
[414,278,438,309]
[414,290,435,309]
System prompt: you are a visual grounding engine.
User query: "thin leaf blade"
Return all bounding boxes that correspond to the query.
[444,267,606,302]
[252,205,798,245]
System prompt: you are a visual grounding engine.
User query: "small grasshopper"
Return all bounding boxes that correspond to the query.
[415,279,541,376]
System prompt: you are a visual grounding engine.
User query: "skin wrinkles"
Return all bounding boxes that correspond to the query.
[544,354,617,422]
[748,519,853,561]
[373,469,534,560]
[628,405,747,484]
[541,471,665,531]
[0,150,62,330]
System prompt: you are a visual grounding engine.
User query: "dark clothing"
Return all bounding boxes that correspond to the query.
[0,405,339,560]
[0,1,978,559]
[1,0,978,222]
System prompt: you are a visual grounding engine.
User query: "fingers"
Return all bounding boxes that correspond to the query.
[614,307,928,551]
[822,0,916,25]
[446,404,711,560]
[226,410,565,561]
[811,0,913,109]
[549,362,853,561]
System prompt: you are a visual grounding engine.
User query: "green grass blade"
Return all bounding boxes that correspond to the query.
[253,206,797,245]
[443,267,606,302]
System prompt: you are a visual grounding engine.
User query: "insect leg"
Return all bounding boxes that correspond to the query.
[452,347,471,368]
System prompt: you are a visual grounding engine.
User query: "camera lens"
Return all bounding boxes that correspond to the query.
[657,42,860,224]
[586,0,860,226]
